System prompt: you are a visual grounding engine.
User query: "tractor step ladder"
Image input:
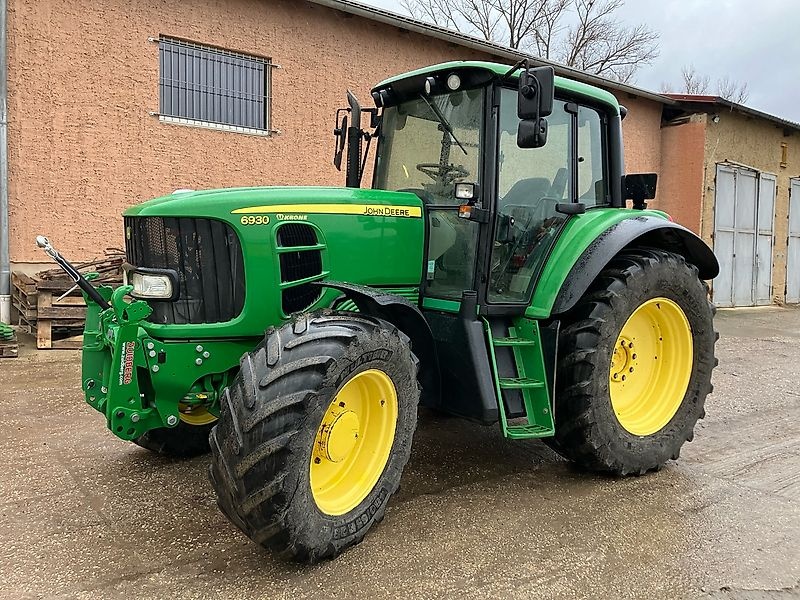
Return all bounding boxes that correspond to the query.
[484,317,555,440]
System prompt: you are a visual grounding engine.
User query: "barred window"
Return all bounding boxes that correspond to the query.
[158,37,272,134]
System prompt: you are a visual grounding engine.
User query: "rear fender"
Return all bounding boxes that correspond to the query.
[551,216,719,315]
[312,281,441,407]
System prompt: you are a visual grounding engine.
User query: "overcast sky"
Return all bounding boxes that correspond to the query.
[362,0,800,123]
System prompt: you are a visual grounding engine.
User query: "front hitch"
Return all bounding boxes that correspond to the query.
[36,236,112,310]
[36,236,173,440]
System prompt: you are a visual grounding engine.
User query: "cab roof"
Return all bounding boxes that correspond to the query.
[372,61,620,116]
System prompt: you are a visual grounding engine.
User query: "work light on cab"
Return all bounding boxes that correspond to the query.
[454,182,477,201]
[446,73,461,90]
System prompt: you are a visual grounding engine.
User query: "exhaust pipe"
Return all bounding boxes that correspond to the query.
[345,91,362,188]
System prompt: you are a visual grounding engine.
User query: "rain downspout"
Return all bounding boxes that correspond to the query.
[0,0,8,323]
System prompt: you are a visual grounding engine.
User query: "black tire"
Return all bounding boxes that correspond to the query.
[134,420,214,458]
[209,310,420,562]
[551,248,717,475]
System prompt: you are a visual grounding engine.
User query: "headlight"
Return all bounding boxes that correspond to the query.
[123,266,179,300]
[130,272,173,299]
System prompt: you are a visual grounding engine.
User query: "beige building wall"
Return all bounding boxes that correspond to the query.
[614,94,663,186]
[6,0,495,267]
[699,110,799,302]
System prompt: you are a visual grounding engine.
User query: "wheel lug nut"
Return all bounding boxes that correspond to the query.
[621,375,626,381]
[314,457,321,464]
[629,367,634,373]
[339,402,345,408]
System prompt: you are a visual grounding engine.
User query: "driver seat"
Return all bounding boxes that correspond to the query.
[501,177,551,209]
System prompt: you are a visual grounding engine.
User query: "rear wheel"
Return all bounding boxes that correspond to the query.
[209,311,420,562]
[552,249,717,475]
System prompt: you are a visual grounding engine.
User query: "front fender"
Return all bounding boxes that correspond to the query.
[550,216,718,316]
[312,281,440,408]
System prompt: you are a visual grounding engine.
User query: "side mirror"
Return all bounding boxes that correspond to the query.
[517,65,554,149]
[517,117,548,149]
[518,66,554,119]
[623,173,658,209]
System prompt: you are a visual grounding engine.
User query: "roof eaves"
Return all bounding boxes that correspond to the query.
[664,94,800,133]
[306,0,676,106]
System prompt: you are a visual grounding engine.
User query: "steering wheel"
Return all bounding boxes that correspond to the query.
[416,163,470,184]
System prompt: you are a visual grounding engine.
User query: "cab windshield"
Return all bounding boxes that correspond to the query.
[373,89,483,200]
[374,89,484,298]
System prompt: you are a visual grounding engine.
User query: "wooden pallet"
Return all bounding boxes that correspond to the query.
[0,338,18,358]
[10,251,123,350]
[11,272,37,323]
[34,289,87,349]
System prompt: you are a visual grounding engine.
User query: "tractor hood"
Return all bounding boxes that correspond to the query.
[124,186,424,219]
[122,186,426,339]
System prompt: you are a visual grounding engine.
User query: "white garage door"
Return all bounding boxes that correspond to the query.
[787,178,800,304]
[713,164,776,307]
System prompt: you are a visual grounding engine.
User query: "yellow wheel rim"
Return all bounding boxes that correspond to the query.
[610,297,693,436]
[310,369,398,516]
[178,403,217,426]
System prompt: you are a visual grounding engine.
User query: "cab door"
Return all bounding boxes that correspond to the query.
[487,88,608,306]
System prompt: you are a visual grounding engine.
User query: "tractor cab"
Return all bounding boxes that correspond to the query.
[338,61,626,313]
[329,61,712,432]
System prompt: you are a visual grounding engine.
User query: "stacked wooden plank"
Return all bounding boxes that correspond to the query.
[11,250,125,349]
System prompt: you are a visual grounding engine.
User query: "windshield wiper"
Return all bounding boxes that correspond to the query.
[419,94,468,156]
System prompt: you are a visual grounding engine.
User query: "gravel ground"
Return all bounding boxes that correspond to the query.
[0,306,798,599]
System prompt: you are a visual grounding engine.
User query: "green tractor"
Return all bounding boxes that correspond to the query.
[39,60,718,562]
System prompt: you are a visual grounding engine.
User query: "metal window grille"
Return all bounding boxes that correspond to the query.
[158,37,271,132]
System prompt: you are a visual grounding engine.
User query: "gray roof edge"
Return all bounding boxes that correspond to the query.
[720,99,800,131]
[664,94,800,132]
[306,0,675,106]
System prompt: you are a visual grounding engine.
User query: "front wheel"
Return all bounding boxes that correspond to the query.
[209,311,420,562]
[552,249,717,475]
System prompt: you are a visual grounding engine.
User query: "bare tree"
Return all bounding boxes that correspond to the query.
[400,0,659,82]
[717,75,750,104]
[680,64,710,95]
[662,65,750,104]
[557,1,658,82]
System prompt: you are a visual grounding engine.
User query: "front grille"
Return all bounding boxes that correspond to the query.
[277,223,317,247]
[276,223,323,315]
[279,251,322,283]
[125,216,245,324]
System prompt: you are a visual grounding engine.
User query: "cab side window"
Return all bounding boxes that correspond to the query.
[489,89,573,302]
[577,106,607,206]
